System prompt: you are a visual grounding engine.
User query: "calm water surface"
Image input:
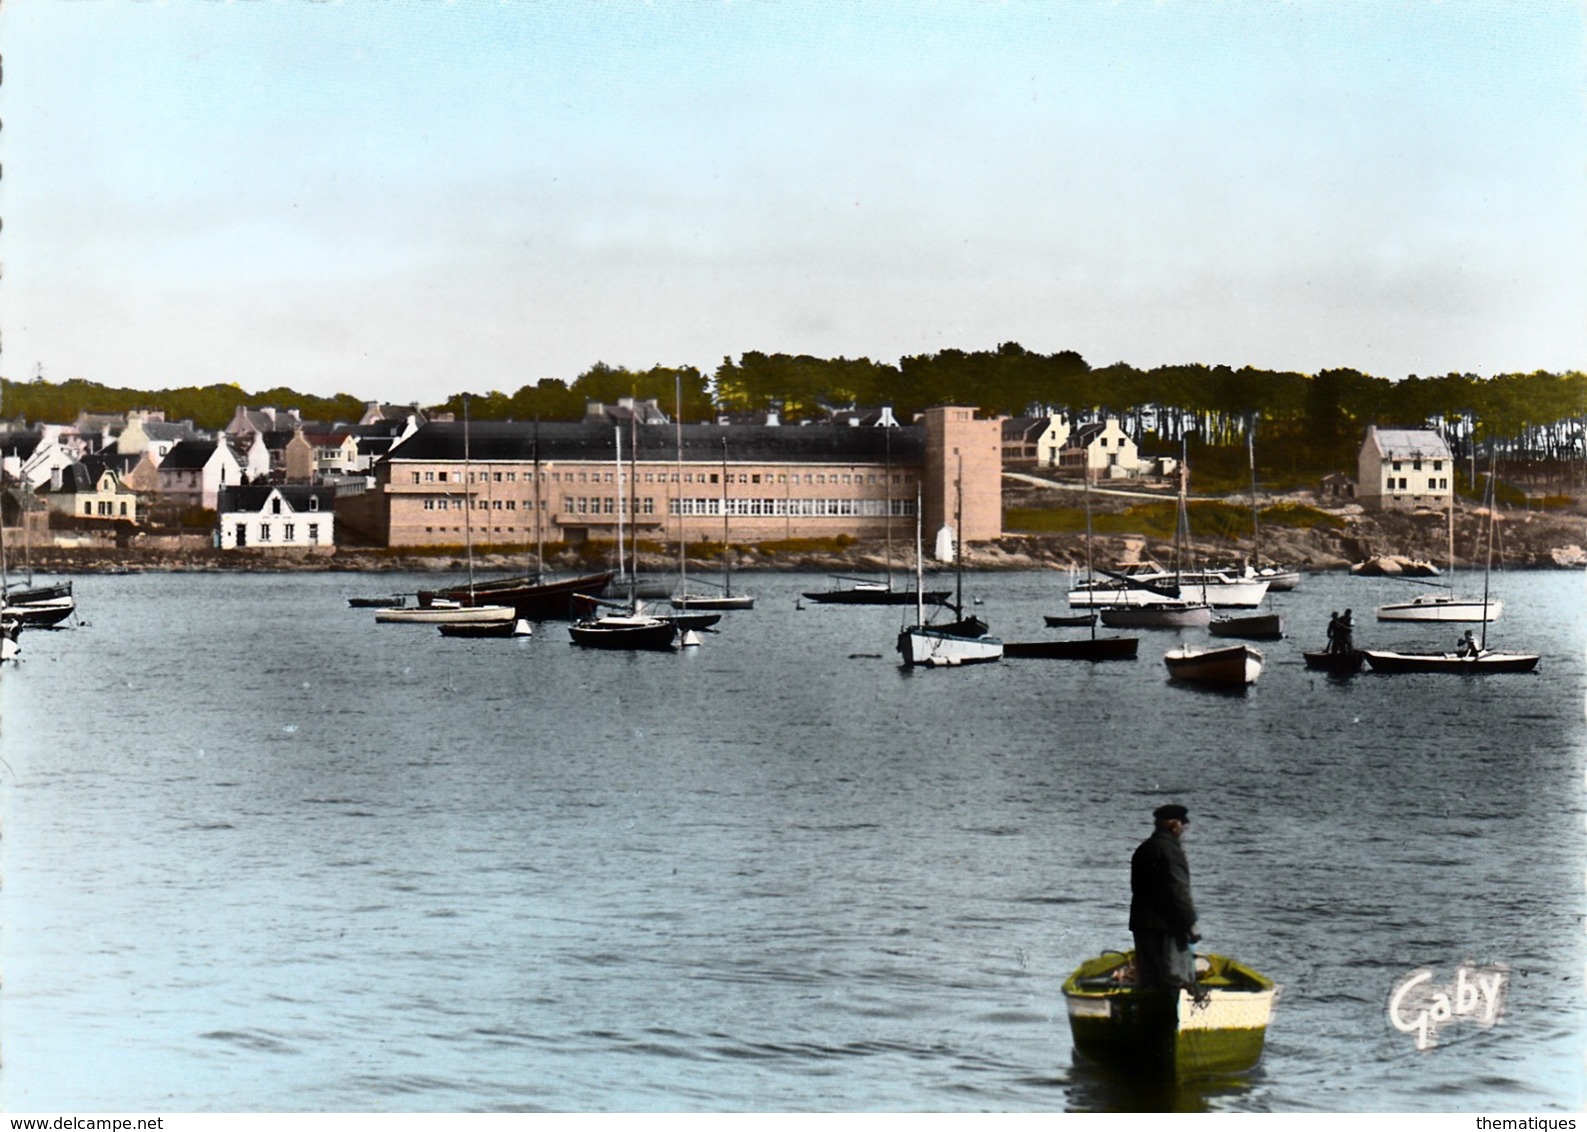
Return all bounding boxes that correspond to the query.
[2,568,1583,1112]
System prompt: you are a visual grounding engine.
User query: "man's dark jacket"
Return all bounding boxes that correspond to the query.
[1129,827,1197,935]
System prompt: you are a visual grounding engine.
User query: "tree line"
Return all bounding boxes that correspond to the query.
[4,345,1583,480]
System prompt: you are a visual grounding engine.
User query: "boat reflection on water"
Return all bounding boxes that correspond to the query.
[1060,1062,1265,1114]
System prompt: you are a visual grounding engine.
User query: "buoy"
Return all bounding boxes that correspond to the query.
[681,629,702,647]
[511,619,533,637]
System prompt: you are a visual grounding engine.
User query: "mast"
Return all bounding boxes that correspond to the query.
[463,397,476,597]
[884,426,893,591]
[954,451,965,617]
[1083,470,1097,641]
[1480,455,1495,649]
[675,375,687,598]
[614,423,625,587]
[914,482,924,628]
[1247,423,1260,566]
[630,413,640,607]
[532,420,544,581]
[720,437,731,597]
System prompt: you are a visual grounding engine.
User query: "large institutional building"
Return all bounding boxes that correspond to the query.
[339,406,1002,549]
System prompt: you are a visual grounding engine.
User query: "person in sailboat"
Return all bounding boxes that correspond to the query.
[1130,804,1200,990]
[1336,609,1354,654]
[1456,629,1480,658]
[1325,611,1341,653]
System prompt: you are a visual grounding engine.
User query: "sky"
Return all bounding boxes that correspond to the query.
[1,0,1584,407]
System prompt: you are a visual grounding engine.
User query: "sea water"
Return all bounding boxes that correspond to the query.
[1,568,1582,1112]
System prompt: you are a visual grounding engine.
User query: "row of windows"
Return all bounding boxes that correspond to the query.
[84,501,133,517]
[235,522,322,543]
[411,495,913,518]
[670,498,917,518]
[411,469,913,487]
[1390,459,1444,472]
[1386,477,1450,492]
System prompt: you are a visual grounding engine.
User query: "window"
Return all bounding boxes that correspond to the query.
[284,524,295,541]
[564,496,574,512]
[710,474,719,484]
[308,523,319,544]
[309,497,319,511]
[439,471,449,482]
[494,472,503,482]
[507,472,516,482]
[423,499,434,510]
[259,524,271,541]
[425,471,434,482]
[1413,459,1422,471]
[119,502,128,517]
[1433,461,1443,471]
[271,498,282,514]
[84,502,93,516]
[751,474,761,484]
[1392,461,1402,472]
[493,500,503,510]
[412,472,421,484]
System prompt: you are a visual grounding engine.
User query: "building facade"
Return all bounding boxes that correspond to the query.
[343,407,1002,550]
[1357,425,1454,511]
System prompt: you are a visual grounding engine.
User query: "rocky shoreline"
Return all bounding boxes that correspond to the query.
[15,502,1586,576]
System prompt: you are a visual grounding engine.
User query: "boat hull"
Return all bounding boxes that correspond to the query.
[1063,951,1277,1080]
[1208,613,1284,640]
[1043,613,1097,628]
[896,627,1003,666]
[1100,604,1213,629]
[438,618,533,638]
[568,616,679,651]
[3,596,75,627]
[1164,644,1264,686]
[1303,649,1363,673]
[375,604,517,625]
[423,571,616,620]
[1363,649,1539,674]
[1069,577,1269,609]
[348,595,407,609]
[1375,595,1501,622]
[1004,636,1138,661]
[804,587,952,605]
[669,594,754,611]
[660,612,722,632]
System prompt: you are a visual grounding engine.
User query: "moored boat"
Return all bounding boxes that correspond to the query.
[1043,612,1097,628]
[421,570,616,620]
[1163,643,1263,686]
[1362,647,1538,674]
[1375,593,1501,622]
[1100,602,1213,629]
[1003,636,1138,661]
[348,594,407,609]
[1208,612,1284,640]
[1303,648,1363,673]
[438,617,533,638]
[1062,950,1278,1079]
[804,576,952,605]
[375,602,517,625]
[568,612,679,651]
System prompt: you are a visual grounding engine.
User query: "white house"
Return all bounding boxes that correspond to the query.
[1357,426,1454,511]
[1058,418,1141,480]
[216,484,336,549]
[155,439,245,511]
[1000,414,1071,467]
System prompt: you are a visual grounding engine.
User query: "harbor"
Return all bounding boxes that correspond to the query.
[1,568,1582,1111]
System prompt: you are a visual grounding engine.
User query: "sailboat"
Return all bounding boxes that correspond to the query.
[1098,461,1215,629]
[1365,468,1537,674]
[1231,425,1300,591]
[420,422,614,619]
[1006,473,1138,660]
[896,473,1002,667]
[569,420,679,651]
[804,426,952,607]
[671,435,753,611]
[1375,472,1500,623]
[0,489,19,660]
[381,401,515,627]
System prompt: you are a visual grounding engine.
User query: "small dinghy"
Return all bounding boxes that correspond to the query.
[1062,950,1278,1080]
[1303,648,1363,674]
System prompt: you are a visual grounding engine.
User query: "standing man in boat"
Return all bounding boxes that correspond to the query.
[1130,804,1200,989]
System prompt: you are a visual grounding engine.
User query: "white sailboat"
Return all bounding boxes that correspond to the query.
[1376,476,1501,622]
[671,434,753,611]
[1098,460,1216,628]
